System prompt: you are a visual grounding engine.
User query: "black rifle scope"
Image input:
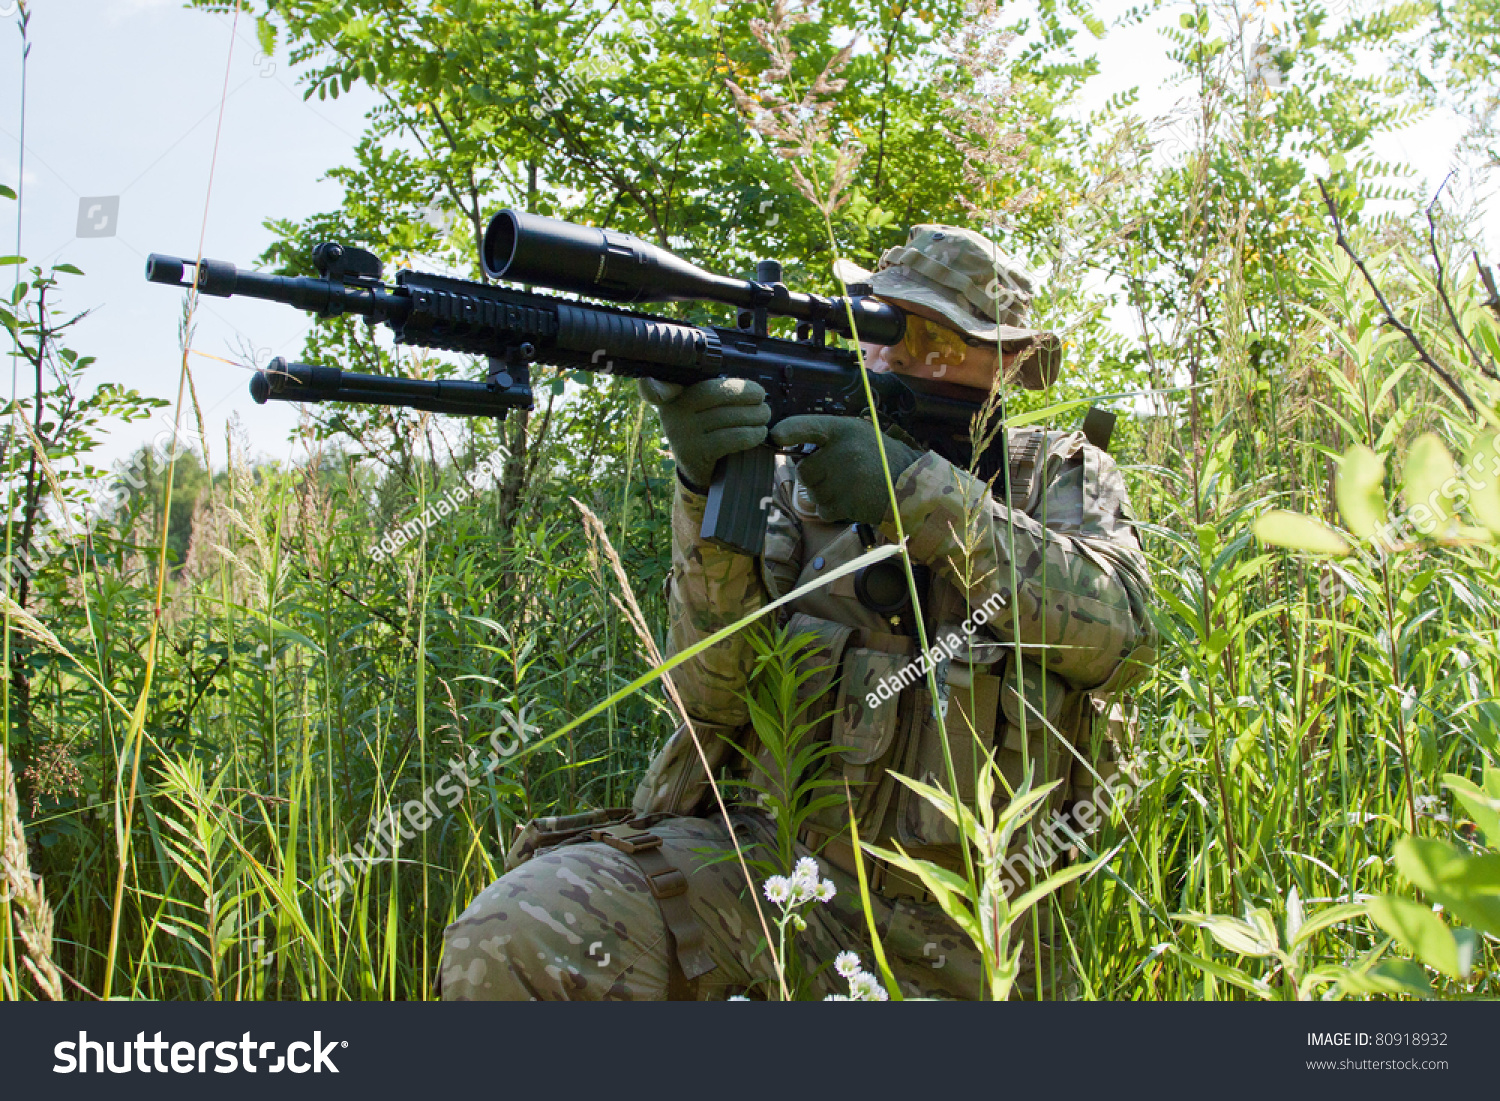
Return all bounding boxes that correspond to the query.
[482,209,904,345]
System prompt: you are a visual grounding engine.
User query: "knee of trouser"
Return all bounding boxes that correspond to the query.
[441,842,672,1001]
[440,874,559,1000]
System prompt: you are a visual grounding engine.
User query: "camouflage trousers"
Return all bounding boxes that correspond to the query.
[440,811,1070,1000]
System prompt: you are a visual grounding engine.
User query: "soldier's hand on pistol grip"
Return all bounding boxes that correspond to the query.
[770,414,922,527]
[639,377,771,491]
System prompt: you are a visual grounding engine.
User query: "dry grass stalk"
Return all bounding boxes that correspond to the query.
[935,0,1033,229]
[571,498,686,720]
[569,497,787,997]
[2,749,63,999]
[724,0,863,215]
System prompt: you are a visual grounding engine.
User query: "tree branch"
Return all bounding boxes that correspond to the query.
[1424,183,1499,381]
[1317,179,1476,418]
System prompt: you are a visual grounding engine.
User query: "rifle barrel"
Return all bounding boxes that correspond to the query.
[145,253,410,325]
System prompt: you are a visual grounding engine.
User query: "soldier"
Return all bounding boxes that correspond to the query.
[441,225,1156,1000]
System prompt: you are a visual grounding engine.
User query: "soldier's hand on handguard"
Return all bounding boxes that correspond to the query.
[639,377,772,491]
[770,414,922,526]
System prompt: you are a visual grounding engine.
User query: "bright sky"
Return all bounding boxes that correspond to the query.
[0,0,377,474]
[0,0,1489,475]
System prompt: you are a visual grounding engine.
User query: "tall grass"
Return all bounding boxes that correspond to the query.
[5,3,1500,1002]
[4,224,1499,1001]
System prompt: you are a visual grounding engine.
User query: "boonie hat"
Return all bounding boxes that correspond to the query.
[835,225,1062,390]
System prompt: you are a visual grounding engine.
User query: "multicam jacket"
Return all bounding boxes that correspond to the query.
[632,427,1156,888]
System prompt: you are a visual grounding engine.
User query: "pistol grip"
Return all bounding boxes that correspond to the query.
[701,445,776,556]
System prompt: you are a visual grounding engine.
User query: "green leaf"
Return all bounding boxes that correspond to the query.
[1403,432,1456,528]
[255,15,277,58]
[52,263,83,276]
[1335,444,1387,538]
[1393,837,1500,937]
[1171,948,1274,998]
[1253,510,1350,555]
[1464,429,1500,534]
[1174,912,1276,956]
[1367,895,1465,978]
[1444,771,1500,846]
[1285,889,1305,946]
[1001,396,1109,429]
[862,841,984,948]
[1339,958,1433,998]
[1289,901,1365,948]
[1008,855,1102,918]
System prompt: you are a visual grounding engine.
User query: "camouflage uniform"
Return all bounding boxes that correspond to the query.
[442,424,1156,1000]
[444,223,1155,999]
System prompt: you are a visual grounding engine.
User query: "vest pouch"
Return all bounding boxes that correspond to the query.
[895,666,1004,850]
[631,719,735,819]
[505,807,636,872]
[800,646,908,836]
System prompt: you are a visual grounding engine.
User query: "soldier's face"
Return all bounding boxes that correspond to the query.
[860,306,1009,390]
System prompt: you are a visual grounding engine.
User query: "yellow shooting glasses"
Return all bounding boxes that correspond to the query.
[898,313,989,367]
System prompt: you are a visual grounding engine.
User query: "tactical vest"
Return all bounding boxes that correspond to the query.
[629,426,1142,900]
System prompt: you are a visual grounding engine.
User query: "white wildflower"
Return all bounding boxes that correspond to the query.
[816,879,836,903]
[835,951,861,979]
[849,971,888,1001]
[763,875,791,905]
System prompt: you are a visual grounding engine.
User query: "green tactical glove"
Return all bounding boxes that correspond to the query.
[770,414,922,526]
[639,377,771,491]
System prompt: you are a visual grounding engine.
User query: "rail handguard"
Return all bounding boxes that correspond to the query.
[146,213,1001,555]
